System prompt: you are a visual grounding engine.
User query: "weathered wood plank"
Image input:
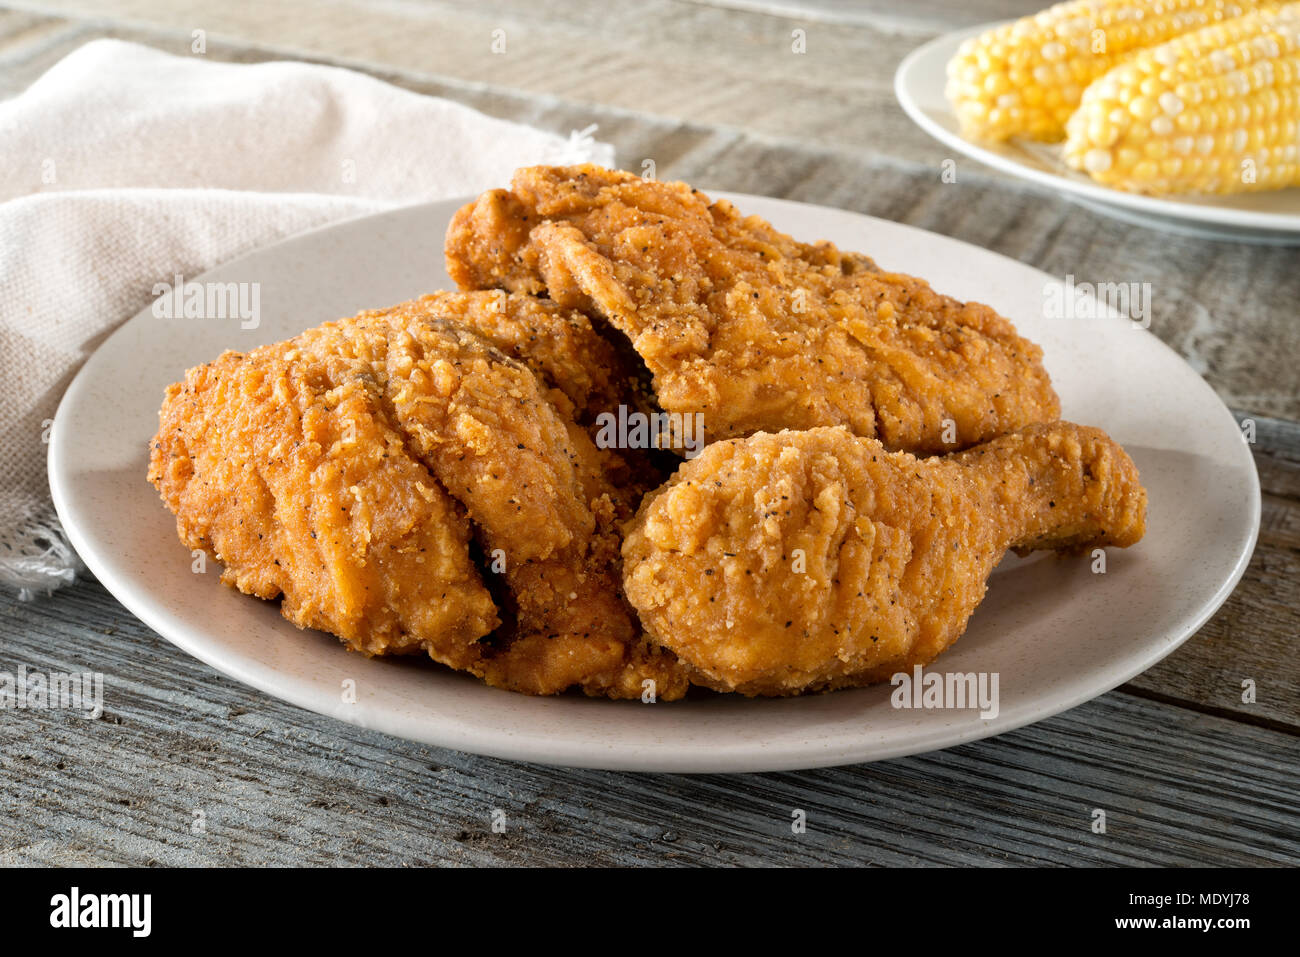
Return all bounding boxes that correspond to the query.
[0,0,1297,867]
[0,0,1058,171]
[1,3,1295,423]
[685,0,1042,27]
[1,578,1296,867]
[1123,413,1300,731]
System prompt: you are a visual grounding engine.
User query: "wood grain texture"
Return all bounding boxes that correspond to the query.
[682,0,1043,29]
[0,0,1296,866]
[1125,414,1300,732]
[0,423,1293,867]
[2,0,1296,421]
[2,578,1296,867]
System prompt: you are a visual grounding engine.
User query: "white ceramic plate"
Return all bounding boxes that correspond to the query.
[48,193,1259,772]
[895,24,1300,245]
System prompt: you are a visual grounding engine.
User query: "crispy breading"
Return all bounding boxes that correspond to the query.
[381,316,685,697]
[149,291,688,699]
[368,290,628,424]
[149,166,1147,706]
[446,164,1061,454]
[622,423,1147,696]
[370,291,665,518]
[148,335,498,670]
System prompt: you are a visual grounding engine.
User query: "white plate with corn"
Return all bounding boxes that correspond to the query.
[895,1,1300,244]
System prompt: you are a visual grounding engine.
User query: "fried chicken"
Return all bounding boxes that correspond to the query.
[148,320,498,671]
[445,164,1061,454]
[378,315,684,698]
[622,422,1147,696]
[389,290,627,426]
[362,290,664,516]
[149,291,688,699]
[149,166,1148,707]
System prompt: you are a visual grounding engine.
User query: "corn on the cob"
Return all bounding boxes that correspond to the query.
[946,0,1283,143]
[1063,4,1300,194]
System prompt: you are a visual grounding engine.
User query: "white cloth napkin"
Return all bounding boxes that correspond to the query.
[0,39,614,598]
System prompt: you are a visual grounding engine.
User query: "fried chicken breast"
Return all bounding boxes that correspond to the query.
[445,164,1061,454]
[622,423,1147,696]
[149,291,688,699]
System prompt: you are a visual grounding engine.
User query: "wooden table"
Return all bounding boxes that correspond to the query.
[1,0,1296,866]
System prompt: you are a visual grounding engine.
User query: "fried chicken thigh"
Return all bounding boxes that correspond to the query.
[150,291,687,699]
[396,289,628,427]
[379,316,683,698]
[446,164,1060,453]
[622,423,1147,696]
[149,331,499,670]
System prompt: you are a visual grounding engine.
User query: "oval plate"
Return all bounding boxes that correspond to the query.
[49,193,1259,772]
[895,24,1300,245]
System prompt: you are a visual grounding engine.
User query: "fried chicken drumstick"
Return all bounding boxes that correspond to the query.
[149,291,687,699]
[446,165,1060,453]
[622,423,1147,696]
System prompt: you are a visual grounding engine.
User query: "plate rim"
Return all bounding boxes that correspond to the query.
[48,194,1262,773]
[894,23,1300,237]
